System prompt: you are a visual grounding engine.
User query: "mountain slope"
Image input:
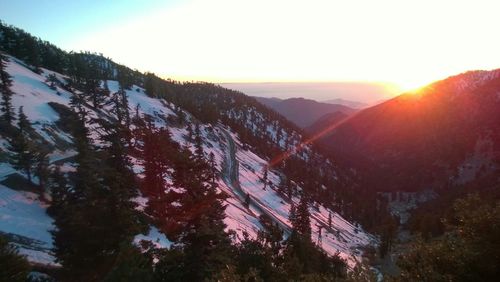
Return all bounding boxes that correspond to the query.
[321,70,500,192]
[256,97,356,128]
[0,54,376,269]
[323,98,368,109]
[305,111,350,136]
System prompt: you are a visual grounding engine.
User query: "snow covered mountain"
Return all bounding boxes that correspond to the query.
[0,54,377,272]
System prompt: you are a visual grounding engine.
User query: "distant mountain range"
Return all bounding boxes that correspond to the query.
[255,97,356,128]
[322,98,368,109]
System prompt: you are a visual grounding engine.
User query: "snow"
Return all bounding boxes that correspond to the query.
[7,56,72,123]
[134,226,173,249]
[0,185,56,265]
[0,56,376,269]
[0,185,53,245]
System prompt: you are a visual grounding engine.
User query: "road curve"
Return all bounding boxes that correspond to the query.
[220,128,292,234]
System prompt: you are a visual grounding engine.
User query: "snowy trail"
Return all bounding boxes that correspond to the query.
[220,128,292,234]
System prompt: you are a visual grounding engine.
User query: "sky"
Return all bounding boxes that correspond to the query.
[1,0,500,102]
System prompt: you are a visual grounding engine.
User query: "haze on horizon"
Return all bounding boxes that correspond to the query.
[1,0,500,102]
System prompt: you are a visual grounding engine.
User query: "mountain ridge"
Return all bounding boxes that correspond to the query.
[256,96,356,128]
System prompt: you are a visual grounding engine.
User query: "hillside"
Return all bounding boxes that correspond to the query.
[322,98,368,109]
[256,96,356,128]
[305,111,350,136]
[0,22,379,280]
[321,70,500,193]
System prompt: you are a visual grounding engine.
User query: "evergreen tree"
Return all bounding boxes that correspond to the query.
[46,73,58,90]
[135,116,180,236]
[0,52,15,124]
[34,149,50,196]
[235,231,280,281]
[102,243,153,282]
[153,247,186,281]
[396,194,500,282]
[173,146,234,281]
[0,235,30,282]
[208,151,217,187]
[52,107,140,280]
[17,105,30,132]
[261,166,268,190]
[99,116,143,238]
[47,165,67,218]
[87,78,103,108]
[294,194,312,237]
[69,92,88,122]
[193,123,204,161]
[8,107,36,182]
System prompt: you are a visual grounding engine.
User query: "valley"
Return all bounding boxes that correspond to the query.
[0,12,499,282]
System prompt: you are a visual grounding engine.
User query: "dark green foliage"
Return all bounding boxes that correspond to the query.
[377,215,398,259]
[47,102,79,133]
[134,117,181,236]
[0,235,30,282]
[395,194,500,282]
[103,243,154,282]
[51,106,141,281]
[8,107,38,183]
[153,247,186,282]
[292,195,312,237]
[283,196,347,280]
[0,52,15,124]
[34,149,50,195]
[235,232,277,281]
[175,152,233,281]
[46,165,67,218]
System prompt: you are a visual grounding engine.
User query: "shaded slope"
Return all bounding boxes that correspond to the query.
[256,97,356,128]
[322,70,500,192]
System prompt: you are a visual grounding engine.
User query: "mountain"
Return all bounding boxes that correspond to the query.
[322,98,368,109]
[319,70,500,193]
[0,22,379,279]
[305,111,350,136]
[255,96,356,128]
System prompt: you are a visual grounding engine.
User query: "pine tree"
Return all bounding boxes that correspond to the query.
[47,165,67,218]
[173,146,234,281]
[16,106,30,132]
[69,92,88,122]
[180,186,233,281]
[135,117,180,236]
[34,149,50,196]
[46,73,58,90]
[208,151,217,187]
[261,166,268,190]
[0,235,30,282]
[295,194,312,237]
[0,53,15,124]
[194,123,204,161]
[52,107,140,280]
[144,73,156,97]
[99,116,143,239]
[8,107,36,182]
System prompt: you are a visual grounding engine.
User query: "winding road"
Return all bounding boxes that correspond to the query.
[219,128,371,247]
[220,128,292,234]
